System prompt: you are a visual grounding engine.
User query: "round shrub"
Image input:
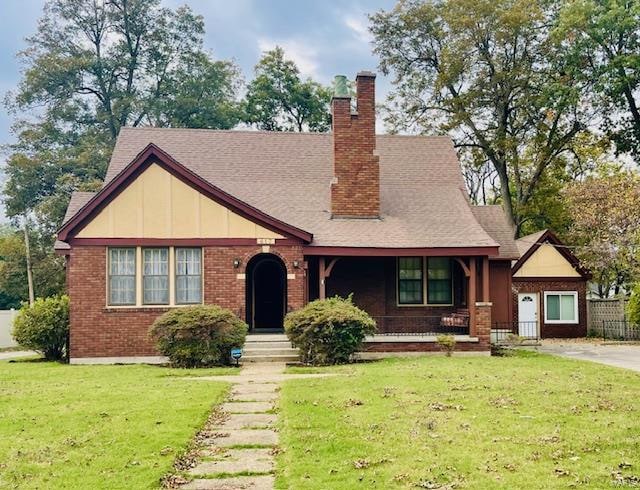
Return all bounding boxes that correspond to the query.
[12,295,69,361]
[150,305,248,367]
[284,296,376,365]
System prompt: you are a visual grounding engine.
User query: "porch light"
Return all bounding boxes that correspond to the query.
[293,260,300,269]
[233,258,241,269]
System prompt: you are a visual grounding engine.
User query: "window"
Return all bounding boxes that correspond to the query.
[143,248,169,305]
[176,248,202,304]
[427,258,452,305]
[544,291,578,324]
[398,257,423,304]
[109,248,136,305]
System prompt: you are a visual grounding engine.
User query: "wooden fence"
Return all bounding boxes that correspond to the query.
[587,298,637,338]
[0,310,18,348]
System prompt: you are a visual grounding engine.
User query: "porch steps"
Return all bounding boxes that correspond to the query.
[243,334,299,363]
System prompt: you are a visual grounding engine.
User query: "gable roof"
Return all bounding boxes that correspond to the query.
[471,205,519,260]
[57,143,313,243]
[81,127,498,251]
[513,229,591,278]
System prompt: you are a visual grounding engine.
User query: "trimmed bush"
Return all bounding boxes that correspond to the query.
[150,305,247,367]
[284,296,376,365]
[12,295,69,361]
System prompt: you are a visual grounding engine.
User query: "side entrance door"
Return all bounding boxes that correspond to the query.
[517,293,539,339]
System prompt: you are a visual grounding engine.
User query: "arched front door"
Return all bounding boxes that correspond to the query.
[246,254,287,331]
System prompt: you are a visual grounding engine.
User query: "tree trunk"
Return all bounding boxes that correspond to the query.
[23,217,35,306]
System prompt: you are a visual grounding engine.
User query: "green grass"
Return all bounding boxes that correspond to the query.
[277,352,640,489]
[0,360,233,489]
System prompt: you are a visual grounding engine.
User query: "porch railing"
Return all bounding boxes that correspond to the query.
[492,321,539,344]
[372,316,469,336]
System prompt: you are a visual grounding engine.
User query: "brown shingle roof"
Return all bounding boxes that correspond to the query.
[71,127,500,249]
[515,229,547,257]
[62,191,95,224]
[471,205,519,259]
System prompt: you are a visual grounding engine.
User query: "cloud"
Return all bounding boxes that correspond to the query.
[257,38,321,80]
[344,14,373,44]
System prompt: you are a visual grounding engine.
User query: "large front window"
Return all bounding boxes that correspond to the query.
[397,257,453,305]
[544,291,578,324]
[143,248,169,305]
[398,257,423,304]
[176,248,202,304]
[108,248,136,305]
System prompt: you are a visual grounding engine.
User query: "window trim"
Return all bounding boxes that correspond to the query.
[543,291,578,324]
[142,247,170,305]
[396,257,454,307]
[107,247,137,306]
[106,246,204,308]
[175,247,203,305]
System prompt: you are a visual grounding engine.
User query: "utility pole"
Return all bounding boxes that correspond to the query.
[23,216,35,306]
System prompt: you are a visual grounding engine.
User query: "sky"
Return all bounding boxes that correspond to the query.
[0,0,397,223]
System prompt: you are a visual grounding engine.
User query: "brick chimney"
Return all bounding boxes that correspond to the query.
[330,72,380,218]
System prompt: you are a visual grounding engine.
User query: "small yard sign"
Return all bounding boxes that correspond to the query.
[230,347,243,366]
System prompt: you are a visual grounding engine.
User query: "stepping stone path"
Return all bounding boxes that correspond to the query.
[173,363,336,490]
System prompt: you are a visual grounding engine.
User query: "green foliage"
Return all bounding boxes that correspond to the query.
[284,296,377,365]
[244,47,331,132]
[627,284,640,326]
[564,170,640,297]
[370,0,587,233]
[3,0,242,230]
[556,0,640,157]
[435,334,456,356]
[150,305,248,367]
[0,226,65,307]
[12,295,69,361]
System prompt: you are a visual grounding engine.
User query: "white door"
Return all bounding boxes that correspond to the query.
[517,293,539,338]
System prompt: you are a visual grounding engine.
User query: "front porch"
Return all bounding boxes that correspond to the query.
[304,254,494,351]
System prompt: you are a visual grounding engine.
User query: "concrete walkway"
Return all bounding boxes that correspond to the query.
[177,364,334,489]
[534,342,640,373]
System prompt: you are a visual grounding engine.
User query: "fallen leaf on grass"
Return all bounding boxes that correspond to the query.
[345,399,364,407]
[428,402,464,411]
[353,459,370,469]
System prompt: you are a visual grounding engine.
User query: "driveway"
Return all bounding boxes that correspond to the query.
[0,350,38,361]
[535,341,640,373]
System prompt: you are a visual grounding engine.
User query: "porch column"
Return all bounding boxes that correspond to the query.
[319,257,326,300]
[469,257,477,336]
[482,256,490,302]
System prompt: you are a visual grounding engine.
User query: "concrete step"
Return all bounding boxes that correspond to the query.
[243,354,299,363]
[244,348,299,356]
[244,341,294,349]
[246,334,288,342]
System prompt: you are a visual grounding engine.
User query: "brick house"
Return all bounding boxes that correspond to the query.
[56,71,520,363]
[511,230,591,338]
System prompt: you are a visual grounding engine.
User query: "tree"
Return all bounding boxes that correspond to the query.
[3,0,242,230]
[370,0,588,234]
[244,47,331,132]
[556,0,640,157]
[564,170,640,297]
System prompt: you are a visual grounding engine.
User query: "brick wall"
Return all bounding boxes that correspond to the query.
[331,72,380,217]
[68,244,305,359]
[512,279,587,338]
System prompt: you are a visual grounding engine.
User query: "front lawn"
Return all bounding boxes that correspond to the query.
[0,361,232,489]
[277,352,640,488]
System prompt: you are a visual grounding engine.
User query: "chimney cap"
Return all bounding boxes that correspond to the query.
[356,71,376,79]
[333,75,350,98]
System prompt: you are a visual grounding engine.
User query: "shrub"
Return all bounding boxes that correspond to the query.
[284,295,376,365]
[436,334,456,356]
[12,295,69,361]
[627,284,640,326]
[150,305,248,368]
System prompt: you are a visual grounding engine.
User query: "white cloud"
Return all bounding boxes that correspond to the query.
[344,14,372,44]
[257,38,320,80]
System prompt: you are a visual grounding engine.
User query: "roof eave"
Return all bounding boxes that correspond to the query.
[57,143,313,244]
